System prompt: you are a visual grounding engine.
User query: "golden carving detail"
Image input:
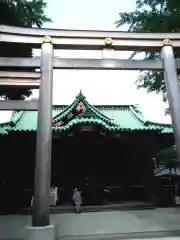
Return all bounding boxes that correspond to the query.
[76,102,86,113]
[79,125,95,132]
[54,121,64,127]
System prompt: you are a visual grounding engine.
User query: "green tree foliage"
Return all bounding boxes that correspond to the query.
[155,145,178,171]
[115,0,180,104]
[0,0,51,99]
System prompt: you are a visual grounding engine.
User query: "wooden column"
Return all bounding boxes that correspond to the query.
[32,36,54,227]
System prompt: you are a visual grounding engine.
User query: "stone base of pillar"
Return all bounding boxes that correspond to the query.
[25,225,55,240]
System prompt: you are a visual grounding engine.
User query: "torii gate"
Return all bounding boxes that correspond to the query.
[1,25,180,240]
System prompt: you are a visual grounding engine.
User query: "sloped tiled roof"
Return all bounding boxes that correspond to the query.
[0,92,173,134]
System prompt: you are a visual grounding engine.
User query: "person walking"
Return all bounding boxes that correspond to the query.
[72,188,82,213]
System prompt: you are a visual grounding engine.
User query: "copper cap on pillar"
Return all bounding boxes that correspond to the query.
[42,35,52,43]
[163,39,172,46]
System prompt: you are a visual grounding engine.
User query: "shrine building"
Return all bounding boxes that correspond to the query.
[0,92,174,210]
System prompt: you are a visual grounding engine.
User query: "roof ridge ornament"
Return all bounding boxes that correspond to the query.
[79,89,83,95]
[76,90,85,100]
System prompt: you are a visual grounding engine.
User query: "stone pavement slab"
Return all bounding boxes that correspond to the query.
[1,208,180,239]
[129,239,180,240]
[130,238,180,240]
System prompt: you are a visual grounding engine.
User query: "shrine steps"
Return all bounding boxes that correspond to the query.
[21,201,154,215]
[58,230,180,240]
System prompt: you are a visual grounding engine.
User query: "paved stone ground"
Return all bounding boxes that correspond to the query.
[130,239,180,240]
[1,208,180,239]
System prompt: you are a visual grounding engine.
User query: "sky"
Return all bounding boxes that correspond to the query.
[0,0,171,123]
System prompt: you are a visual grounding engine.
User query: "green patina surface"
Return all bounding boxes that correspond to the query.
[0,92,173,134]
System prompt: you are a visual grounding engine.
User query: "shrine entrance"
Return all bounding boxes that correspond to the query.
[52,128,104,205]
[51,127,150,207]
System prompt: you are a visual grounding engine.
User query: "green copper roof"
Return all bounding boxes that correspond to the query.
[52,91,116,127]
[0,92,173,134]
